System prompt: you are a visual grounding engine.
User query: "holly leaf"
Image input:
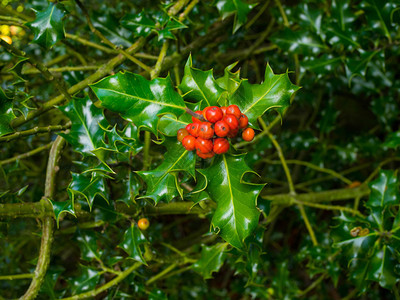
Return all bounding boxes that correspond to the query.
[192,243,229,279]
[215,0,256,33]
[90,71,186,136]
[118,173,141,206]
[0,87,15,137]
[75,230,103,262]
[26,3,65,49]
[118,223,148,265]
[68,172,108,210]
[58,97,113,172]
[69,265,101,295]
[368,245,398,289]
[229,65,300,129]
[121,11,156,37]
[216,61,241,103]
[179,55,225,108]
[384,130,400,149]
[136,139,196,204]
[198,155,264,249]
[345,50,382,85]
[366,169,399,209]
[50,199,76,228]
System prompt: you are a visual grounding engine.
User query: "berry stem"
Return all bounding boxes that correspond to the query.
[185,107,206,122]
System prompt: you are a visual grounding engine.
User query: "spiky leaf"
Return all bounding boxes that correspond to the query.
[0,87,15,136]
[136,139,196,204]
[90,72,186,136]
[179,55,225,107]
[50,199,76,228]
[193,243,229,279]
[229,65,300,129]
[367,169,399,208]
[198,155,264,249]
[26,3,65,49]
[215,0,255,33]
[118,223,148,264]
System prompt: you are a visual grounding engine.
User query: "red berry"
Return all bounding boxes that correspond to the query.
[223,114,239,131]
[242,128,255,141]
[202,107,210,119]
[214,120,230,137]
[198,122,214,139]
[227,127,239,138]
[185,124,191,132]
[195,137,213,154]
[220,106,227,116]
[227,105,241,119]
[238,114,249,129]
[182,135,196,151]
[213,138,230,154]
[205,106,223,123]
[197,149,215,159]
[177,128,189,142]
[192,110,203,123]
[188,123,200,137]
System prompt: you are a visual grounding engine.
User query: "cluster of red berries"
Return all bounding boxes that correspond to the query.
[177,105,255,159]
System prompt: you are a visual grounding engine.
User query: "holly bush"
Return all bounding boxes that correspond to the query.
[1,0,400,299]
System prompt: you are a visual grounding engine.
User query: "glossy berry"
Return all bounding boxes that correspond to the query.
[238,114,248,129]
[182,135,196,151]
[197,149,215,159]
[220,106,227,116]
[213,138,230,154]
[214,120,230,137]
[138,218,150,230]
[185,124,191,132]
[205,106,223,123]
[198,122,214,139]
[242,127,255,141]
[177,128,189,142]
[202,107,210,119]
[195,137,213,154]
[188,123,200,137]
[227,105,241,119]
[223,114,239,131]
[192,110,203,123]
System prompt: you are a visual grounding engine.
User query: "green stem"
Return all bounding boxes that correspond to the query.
[21,136,66,300]
[143,131,151,171]
[265,159,352,185]
[21,65,99,75]
[0,273,34,281]
[298,204,318,246]
[0,143,53,166]
[0,122,71,143]
[178,0,199,21]
[61,262,142,300]
[297,274,327,297]
[146,264,177,285]
[294,199,365,218]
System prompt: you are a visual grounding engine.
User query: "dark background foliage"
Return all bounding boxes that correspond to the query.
[0,0,399,299]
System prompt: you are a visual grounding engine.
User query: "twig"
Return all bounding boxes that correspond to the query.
[0,143,53,166]
[0,122,71,143]
[22,136,66,300]
[0,273,34,281]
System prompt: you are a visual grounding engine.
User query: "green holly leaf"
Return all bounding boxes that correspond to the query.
[118,173,141,206]
[158,102,200,136]
[345,50,382,85]
[229,65,300,129]
[136,139,196,204]
[198,155,264,249]
[158,18,187,40]
[50,199,76,228]
[0,87,15,137]
[58,97,113,172]
[301,55,342,78]
[331,0,356,31]
[367,169,399,209]
[192,243,229,279]
[26,3,65,49]
[271,28,328,56]
[368,245,398,289]
[90,72,186,136]
[216,61,241,103]
[215,0,256,33]
[75,230,103,262]
[69,265,101,295]
[121,11,156,38]
[179,55,225,108]
[384,131,400,149]
[118,223,148,265]
[68,172,108,210]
